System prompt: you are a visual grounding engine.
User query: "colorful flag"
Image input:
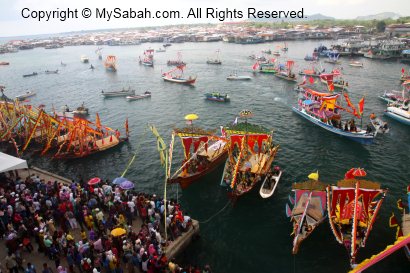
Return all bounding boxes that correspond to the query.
[309,76,314,85]
[95,113,101,128]
[402,67,405,74]
[358,97,365,116]
[252,62,259,71]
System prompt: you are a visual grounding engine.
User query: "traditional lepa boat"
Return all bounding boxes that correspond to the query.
[320,70,349,91]
[324,51,341,64]
[327,168,387,267]
[220,110,279,199]
[285,172,327,254]
[293,87,375,144]
[167,114,228,189]
[275,60,297,82]
[162,64,196,85]
[104,55,117,72]
[139,49,154,67]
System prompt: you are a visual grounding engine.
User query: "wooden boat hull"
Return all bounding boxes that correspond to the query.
[168,148,228,189]
[292,106,374,144]
[275,73,297,82]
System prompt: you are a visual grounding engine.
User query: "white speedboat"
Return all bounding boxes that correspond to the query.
[16,91,36,101]
[126,91,151,101]
[80,55,89,63]
[259,167,282,198]
[101,87,135,98]
[226,74,251,80]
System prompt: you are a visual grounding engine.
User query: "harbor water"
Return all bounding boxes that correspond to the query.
[0,40,409,272]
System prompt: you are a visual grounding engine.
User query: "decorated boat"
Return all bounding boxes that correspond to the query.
[16,91,36,101]
[162,64,196,85]
[252,60,278,74]
[324,51,341,64]
[226,73,252,80]
[204,92,230,102]
[400,68,410,82]
[23,72,38,77]
[274,61,297,82]
[104,55,117,72]
[327,168,387,267]
[220,110,279,199]
[126,91,151,101]
[293,88,375,144]
[379,90,408,104]
[101,87,135,98]
[298,65,323,78]
[259,166,281,198]
[207,50,222,64]
[320,71,349,91]
[139,49,154,66]
[285,172,327,254]
[349,61,363,67]
[168,114,228,189]
[80,55,89,63]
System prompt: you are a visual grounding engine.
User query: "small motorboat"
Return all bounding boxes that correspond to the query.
[16,91,36,101]
[273,51,281,56]
[23,72,38,77]
[259,166,282,198]
[226,73,251,80]
[72,103,89,115]
[0,61,9,65]
[206,59,222,65]
[45,69,59,74]
[349,61,363,67]
[126,91,152,101]
[370,114,389,134]
[163,43,172,47]
[101,87,135,98]
[80,55,89,63]
[156,48,166,53]
[204,93,230,102]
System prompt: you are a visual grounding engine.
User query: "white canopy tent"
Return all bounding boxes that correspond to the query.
[0,152,28,173]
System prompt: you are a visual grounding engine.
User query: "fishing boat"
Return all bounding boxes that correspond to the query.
[167,52,185,66]
[369,113,389,133]
[227,73,251,80]
[285,173,327,254]
[162,64,196,85]
[80,55,89,63]
[293,88,375,144]
[45,69,58,74]
[104,55,117,72]
[23,72,38,78]
[206,50,222,65]
[0,62,9,65]
[259,166,282,198]
[16,91,36,101]
[139,49,154,66]
[204,93,230,102]
[101,87,135,98]
[274,60,297,82]
[126,91,151,101]
[156,48,166,53]
[327,168,387,267]
[349,61,363,67]
[384,100,410,126]
[220,110,279,199]
[168,114,228,189]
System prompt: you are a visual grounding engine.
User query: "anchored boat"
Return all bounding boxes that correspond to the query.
[204,93,230,102]
[139,49,154,66]
[23,72,38,78]
[126,91,151,101]
[162,64,196,85]
[168,114,228,189]
[206,50,222,64]
[327,168,387,267]
[285,173,327,254]
[220,110,279,200]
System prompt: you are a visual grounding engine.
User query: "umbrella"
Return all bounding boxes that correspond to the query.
[111,227,126,237]
[120,180,134,190]
[88,177,101,185]
[352,168,366,177]
[184,113,198,121]
[113,177,127,185]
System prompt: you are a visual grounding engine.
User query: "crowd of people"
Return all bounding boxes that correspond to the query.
[0,170,211,273]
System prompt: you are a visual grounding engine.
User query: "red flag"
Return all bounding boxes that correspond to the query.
[309,76,314,85]
[358,97,365,116]
[328,82,334,92]
[402,67,405,74]
[95,113,102,128]
[252,62,259,71]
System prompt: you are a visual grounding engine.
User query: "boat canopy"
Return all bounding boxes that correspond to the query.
[0,152,28,172]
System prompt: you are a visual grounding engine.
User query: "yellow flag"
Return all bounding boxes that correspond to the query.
[308,171,319,181]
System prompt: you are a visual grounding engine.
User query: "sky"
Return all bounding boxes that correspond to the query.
[0,0,409,37]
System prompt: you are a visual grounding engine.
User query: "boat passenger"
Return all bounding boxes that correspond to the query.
[366,124,372,134]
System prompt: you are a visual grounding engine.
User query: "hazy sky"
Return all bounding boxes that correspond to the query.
[0,0,409,37]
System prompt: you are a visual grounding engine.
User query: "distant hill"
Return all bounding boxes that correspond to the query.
[248,13,335,22]
[355,12,401,20]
